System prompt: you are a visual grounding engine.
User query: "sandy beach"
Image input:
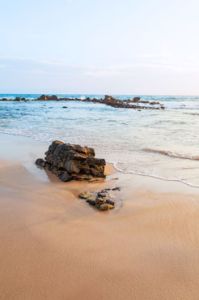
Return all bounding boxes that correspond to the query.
[0,134,199,299]
[2,0,199,297]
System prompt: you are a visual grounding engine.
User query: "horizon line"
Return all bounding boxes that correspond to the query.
[1,92,199,97]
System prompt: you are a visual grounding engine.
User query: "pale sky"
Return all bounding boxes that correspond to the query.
[0,0,199,94]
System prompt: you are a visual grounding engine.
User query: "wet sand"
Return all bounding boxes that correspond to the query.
[1,135,199,299]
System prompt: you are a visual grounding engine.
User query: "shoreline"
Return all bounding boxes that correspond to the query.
[1,134,199,299]
[0,131,199,194]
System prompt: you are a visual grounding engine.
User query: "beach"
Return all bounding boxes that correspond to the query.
[2,0,199,297]
[1,133,199,299]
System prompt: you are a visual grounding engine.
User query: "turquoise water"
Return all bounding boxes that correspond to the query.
[1,94,199,186]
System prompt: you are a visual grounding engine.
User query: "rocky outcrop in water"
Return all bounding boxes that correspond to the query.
[0,94,165,110]
[0,97,28,102]
[101,95,164,109]
[38,95,58,100]
[35,140,106,182]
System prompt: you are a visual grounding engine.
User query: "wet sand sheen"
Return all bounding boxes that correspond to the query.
[1,157,199,300]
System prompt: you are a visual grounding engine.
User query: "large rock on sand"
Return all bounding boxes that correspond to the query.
[35,140,106,182]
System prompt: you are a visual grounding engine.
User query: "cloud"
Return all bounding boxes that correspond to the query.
[1,55,199,94]
[1,55,199,79]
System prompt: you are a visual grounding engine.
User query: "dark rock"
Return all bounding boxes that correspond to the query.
[62,106,68,108]
[13,94,165,110]
[35,158,46,168]
[65,160,80,174]
[112,186,121,191]
[132,97,141,102]
[150,101,160,105]
[15,97,22,101]
[59,171,72,182]
[104,95,124,108]
[38,94,58,101]
[106,199,115,206]
[95,197,106,205]
[78,188,116,211]
[36,140,106,182]
[86,199,96,206]
[97,192,108,198]
[139,100,150,104]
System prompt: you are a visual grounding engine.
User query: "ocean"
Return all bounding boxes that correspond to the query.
[1,94,199,187]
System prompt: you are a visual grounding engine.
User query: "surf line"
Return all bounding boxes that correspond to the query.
[113,162,199,189]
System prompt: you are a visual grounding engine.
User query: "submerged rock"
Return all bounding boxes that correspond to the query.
[35,140,106,182]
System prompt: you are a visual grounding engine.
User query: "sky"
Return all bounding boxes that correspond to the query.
[0,0,199,95]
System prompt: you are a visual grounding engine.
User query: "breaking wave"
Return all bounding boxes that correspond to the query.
[113,162,199,189]
[142,148,199,161]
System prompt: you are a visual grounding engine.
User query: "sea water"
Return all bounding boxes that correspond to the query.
[1,94,199,186]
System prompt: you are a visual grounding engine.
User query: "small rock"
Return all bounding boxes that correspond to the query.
[97,192,108,198]
[112,187,121,191]
[38,94,58,100]
[86,199,96,206]
[79,188,116,211]
[79,192,96,201]
[62,106,68,108]
[35,158,46,168]
[99,203,114,211]
[106,199,115,206]
[132,97,141,102]
[95,197,106,205]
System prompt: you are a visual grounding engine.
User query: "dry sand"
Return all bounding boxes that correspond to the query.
[1,136,199,299]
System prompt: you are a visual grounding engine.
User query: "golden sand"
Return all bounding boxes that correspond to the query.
[0,131,199,300]
[1,159,199,300]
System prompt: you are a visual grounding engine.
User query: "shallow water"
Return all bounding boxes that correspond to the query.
[1,94,199,186]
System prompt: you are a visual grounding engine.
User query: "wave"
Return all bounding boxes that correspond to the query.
[0,129,52,144]
[113,162,199,189]
[1,130,199,189]
[183,112,199,116]
[143,148,199,161]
